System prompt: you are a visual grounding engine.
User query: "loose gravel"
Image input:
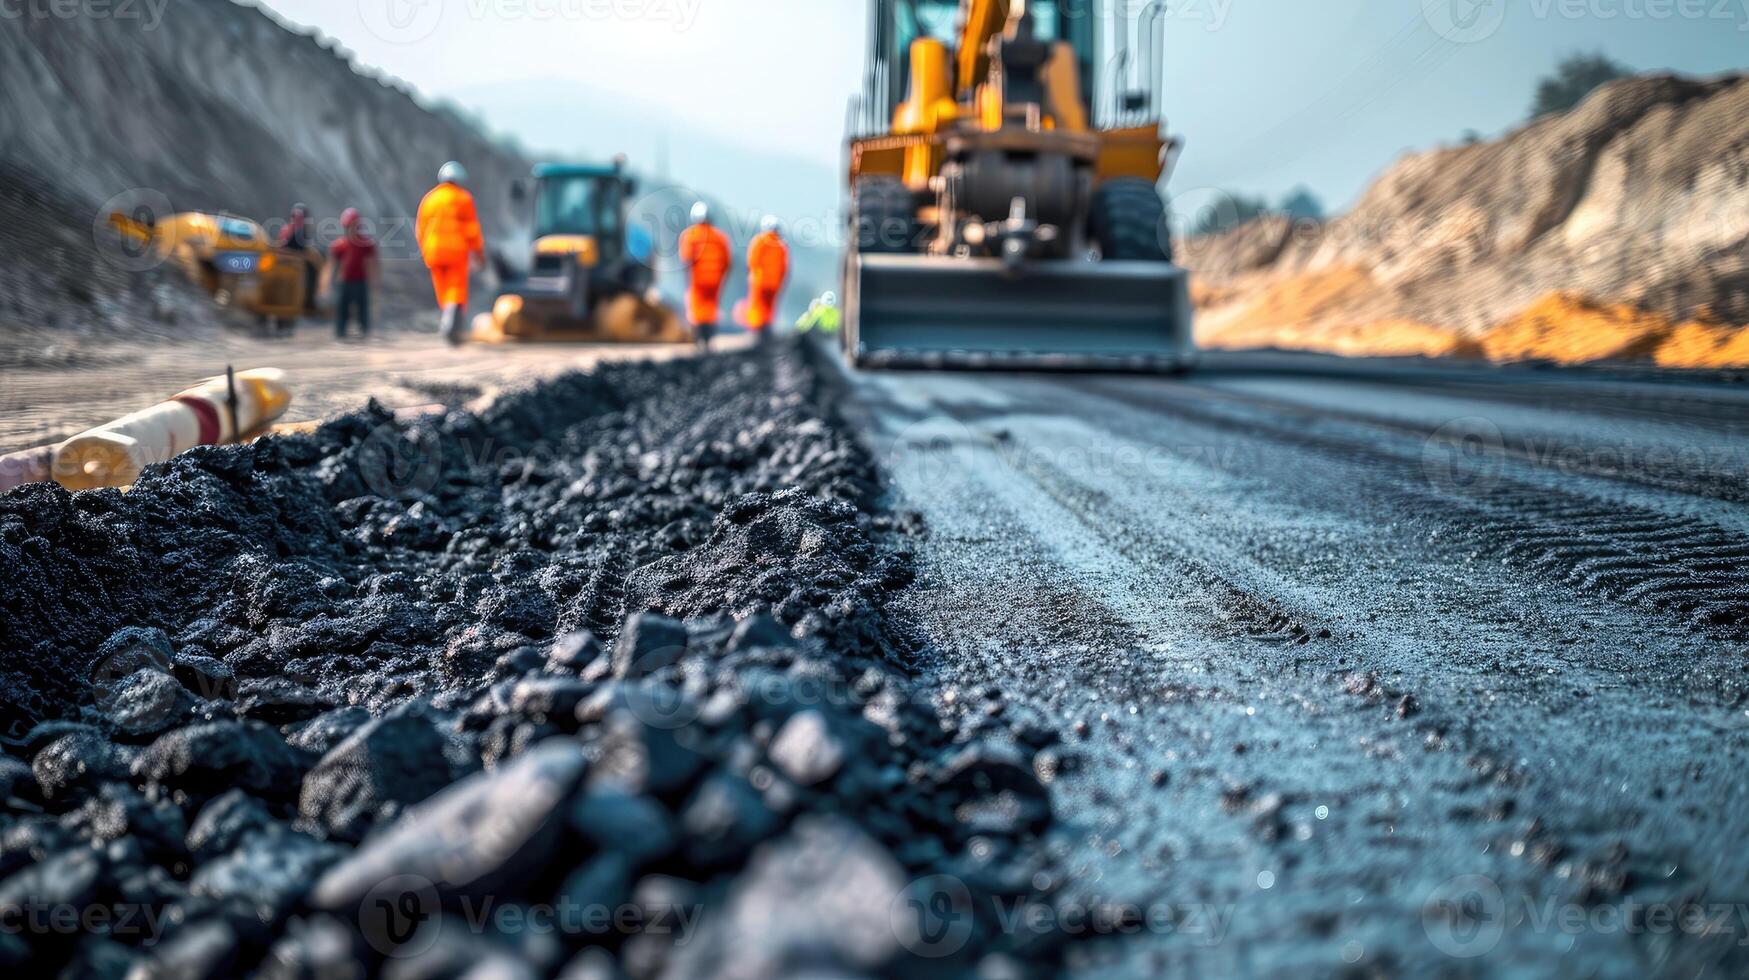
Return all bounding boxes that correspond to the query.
[0,339,1061,978]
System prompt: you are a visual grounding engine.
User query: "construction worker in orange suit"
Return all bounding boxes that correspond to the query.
[678,201,732,351]
[745,215,790,342]
[417,161,486,345]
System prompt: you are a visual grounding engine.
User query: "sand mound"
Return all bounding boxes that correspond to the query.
[1475,292,1744,367]
[1184,73,1749,367]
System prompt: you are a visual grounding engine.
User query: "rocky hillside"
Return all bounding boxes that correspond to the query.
[0,0,529,241]
[0,0,531,344]
[1183,73,1749,368]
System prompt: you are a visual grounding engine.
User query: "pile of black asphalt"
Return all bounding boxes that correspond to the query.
[0,338,1063,978]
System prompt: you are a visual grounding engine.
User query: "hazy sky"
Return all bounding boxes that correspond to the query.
[257,0,1746,213]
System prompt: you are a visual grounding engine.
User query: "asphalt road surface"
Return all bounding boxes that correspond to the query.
[851,352,1749,977]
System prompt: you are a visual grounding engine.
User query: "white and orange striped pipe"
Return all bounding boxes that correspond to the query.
[50,370,293,490]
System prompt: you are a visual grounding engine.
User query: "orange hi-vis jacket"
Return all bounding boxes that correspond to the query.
[748,231,789,291]
[679,223,732,325]
[744,231,790,331]
[416,182,485,270]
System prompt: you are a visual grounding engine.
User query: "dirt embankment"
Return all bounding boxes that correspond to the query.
[1182,73,1749,368]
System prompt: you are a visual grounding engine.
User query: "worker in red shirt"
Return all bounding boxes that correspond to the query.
[678,201,732,351]
[326,208,379,340]
[745,215,790,340]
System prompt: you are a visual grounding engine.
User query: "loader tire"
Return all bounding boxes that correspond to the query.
[853,177,919,255]
[1091,178,1173,263]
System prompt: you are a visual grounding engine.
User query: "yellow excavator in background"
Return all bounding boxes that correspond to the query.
[844,0,1195,370]
[477,161,688,344]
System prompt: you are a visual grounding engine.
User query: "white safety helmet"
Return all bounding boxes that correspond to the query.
[438,161,468,184]
[690,201,711,225]
[760,215,781,235]
[822,291,838,307]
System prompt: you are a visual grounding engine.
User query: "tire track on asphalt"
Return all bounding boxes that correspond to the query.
[874,369,1749,976]
[1067,376,1749,643]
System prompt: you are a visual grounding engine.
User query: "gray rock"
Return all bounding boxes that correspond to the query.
[612,614,687,680]
[285,707,373,755]
[106,668,200,742]
[0,849,103,942]
[553,854,635,934]
[310,738,587,910]
[255,915,362,980]
[678,773,780,868]
[64,784,187,861]
[555,947,628,980]
[493,646,548,680]
[132,721,312,800]
[586,710,705,796]
[0,816,74,878]
[381,918,540,980]
[189,826,343,922]
[32,731,130,802]
[728,614,793,652]
[169,653,237,702]
[619,876,701,978]
[90,626,173,688]
[186,790,274,857]
[935,743,1050,835]
[0,757,32,803]
[131,918,238,980]
[767,710,844,787]
[545,630,604,674]
[666,817,908,979]
[569,789,676,864]
[63,935,138,980]
[508,677,594,722]
[236,678,334,726]
[298,714,453,842]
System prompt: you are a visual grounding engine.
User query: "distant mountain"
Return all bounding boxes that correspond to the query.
[449,79,845,233]
[451,78,847,324]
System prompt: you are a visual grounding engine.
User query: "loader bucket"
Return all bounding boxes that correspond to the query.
[848,254,1196,371]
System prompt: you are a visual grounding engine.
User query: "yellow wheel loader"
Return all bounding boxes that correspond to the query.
[480,161,687,344]
[844,0,1195,370]
[108,211,319,333]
